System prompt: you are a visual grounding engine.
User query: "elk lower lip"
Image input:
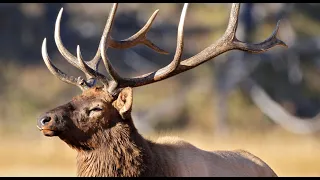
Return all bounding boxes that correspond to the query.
[42,129,61,137]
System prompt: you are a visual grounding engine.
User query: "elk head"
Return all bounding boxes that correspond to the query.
[37,3,287,150]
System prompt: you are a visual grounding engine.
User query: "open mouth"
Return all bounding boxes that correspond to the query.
[37,126,61,137]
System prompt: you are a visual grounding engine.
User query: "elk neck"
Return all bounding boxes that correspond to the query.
[75,118,164,177]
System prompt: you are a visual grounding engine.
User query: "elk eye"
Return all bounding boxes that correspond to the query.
[89,107,103,112]
[87,106,103,117]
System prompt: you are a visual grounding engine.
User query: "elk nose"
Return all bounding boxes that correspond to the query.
[40,116,51,125]
[38,116,52,129]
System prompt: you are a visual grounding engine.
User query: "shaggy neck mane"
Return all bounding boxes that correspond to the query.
[75,120,157,177]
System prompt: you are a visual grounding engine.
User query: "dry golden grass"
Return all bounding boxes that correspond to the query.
[0,128,319,177]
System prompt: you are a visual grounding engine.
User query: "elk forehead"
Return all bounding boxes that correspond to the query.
[72,86,114,103]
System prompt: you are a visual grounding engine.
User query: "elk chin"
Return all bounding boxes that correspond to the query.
[41,129,62,137]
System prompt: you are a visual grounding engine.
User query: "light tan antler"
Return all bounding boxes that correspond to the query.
[42,3,287,94]
[42,4,167,90]
[101,3,286,91]
[98,3,188,93]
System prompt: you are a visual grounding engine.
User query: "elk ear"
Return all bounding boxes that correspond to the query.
[114,87,133,120]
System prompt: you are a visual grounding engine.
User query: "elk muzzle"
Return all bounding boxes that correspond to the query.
[37,113,62,137]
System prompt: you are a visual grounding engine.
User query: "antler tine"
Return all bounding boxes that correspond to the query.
[109,3,287,89]
[55,8,81,70]
[54,8,100,81]
[163,3,188,74]
[108,9,168,54]
[146,3,188,80]
[224,3,240,41]
[100,3,122,93]
[232,20,287,52]
[42,38,88,91]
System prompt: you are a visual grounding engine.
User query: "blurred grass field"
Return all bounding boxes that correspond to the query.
[0,128,319,177]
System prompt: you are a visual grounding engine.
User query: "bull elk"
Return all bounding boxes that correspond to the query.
[37,3,287,177]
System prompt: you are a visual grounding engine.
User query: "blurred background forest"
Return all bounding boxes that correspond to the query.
[0,3,320,177]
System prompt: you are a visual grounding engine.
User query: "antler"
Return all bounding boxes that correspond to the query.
[43,3,288,95]
[102,3,287,91]
[42,3,167,90]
